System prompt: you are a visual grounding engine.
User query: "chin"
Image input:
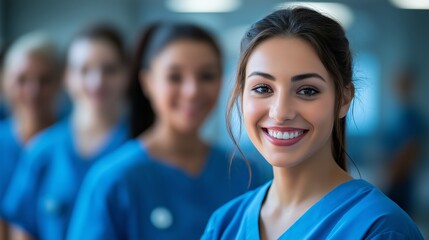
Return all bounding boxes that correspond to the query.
[266,159,304,169]
[259,151,307,169]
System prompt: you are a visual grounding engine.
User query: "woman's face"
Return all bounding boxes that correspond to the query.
[142,39,221,134]
[65,38,128,113]
[242,37,350,168]
[2,53,58,116]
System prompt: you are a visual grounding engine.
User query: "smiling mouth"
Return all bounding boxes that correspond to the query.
[263,128,307,139]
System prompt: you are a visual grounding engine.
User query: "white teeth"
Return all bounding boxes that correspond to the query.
[267,129,304,140]
[283,132,289,139]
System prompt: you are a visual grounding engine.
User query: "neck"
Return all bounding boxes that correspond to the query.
[72,103,123,133]
[14,110,56,143]
[141,121,207,175]
[269,148,351,207]
[143,121,203,154]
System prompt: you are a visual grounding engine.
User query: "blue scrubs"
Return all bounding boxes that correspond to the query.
[202,179,424,239]
[2,118,129,240]
[0,118,22,219]
[67,140,263,240]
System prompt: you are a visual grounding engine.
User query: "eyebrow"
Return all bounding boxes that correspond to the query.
[247,71,325,82]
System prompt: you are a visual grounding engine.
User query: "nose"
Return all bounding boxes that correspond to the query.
[181,78,198,99]
[86,69,103,93]
[269,91,296,123]
[26,78,41,100]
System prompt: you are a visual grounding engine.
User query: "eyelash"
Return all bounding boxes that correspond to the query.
[297,87,320,97]
[250,84,320,97]
[251,84,273,94]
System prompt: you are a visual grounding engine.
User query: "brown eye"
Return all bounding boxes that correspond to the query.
[198,71,217,82]
[168,73,182,83]
[16,77,27,87]
[79,66,89,76]
[39,74,54,86]
[101,63,121,76]
[252,84,273,94]
[297,87,319,97]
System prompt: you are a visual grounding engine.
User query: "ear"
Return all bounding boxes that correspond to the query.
[339,83,354,119]
[139,69,152,98]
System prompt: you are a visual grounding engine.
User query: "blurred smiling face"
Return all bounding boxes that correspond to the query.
[242,37,350,168]
[65,38,128,112]
[3,53,58,116]
[142,39,221,134]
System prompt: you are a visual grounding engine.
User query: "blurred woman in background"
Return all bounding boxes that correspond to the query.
[0,32,60,239]
[67,22,262,240]
[2,24,130,240]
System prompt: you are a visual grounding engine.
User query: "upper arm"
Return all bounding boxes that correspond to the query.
[67,166,128,240]
[2,146,49,237]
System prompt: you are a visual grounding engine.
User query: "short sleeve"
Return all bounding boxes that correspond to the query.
[2,143,50,237]
[67,162,130,240]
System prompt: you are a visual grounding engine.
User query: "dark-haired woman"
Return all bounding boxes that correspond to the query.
[67,22,261,240]
[2,24,130,240]
[202,7,423,240]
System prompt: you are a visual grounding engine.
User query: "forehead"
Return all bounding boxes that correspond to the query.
[67,39,119,65]
[246,37,329,80]
[5,53,53,74]
[151,39,219,69]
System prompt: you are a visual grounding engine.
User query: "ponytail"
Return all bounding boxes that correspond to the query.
[129,23,159,138]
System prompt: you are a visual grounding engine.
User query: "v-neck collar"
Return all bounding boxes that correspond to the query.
[242,179,370,239]
[137,140,215,181]
[67,116,129,163]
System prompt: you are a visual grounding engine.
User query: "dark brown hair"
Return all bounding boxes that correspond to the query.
[227,7,354,170]
[68,23,127,63]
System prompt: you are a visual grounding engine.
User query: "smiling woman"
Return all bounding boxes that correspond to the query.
[66,22,262,240]
[1,24,131,240]
[202,7,424,240]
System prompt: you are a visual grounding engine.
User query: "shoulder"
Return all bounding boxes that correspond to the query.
[25,119,69,153]
[16,120,68,170]
[81,140,151,195]
[215,146,271,189]
[343,180,423,239]
[0,118,14,142]
[205,145,250,177]
[0,118,10,130]
[203,181,270,238]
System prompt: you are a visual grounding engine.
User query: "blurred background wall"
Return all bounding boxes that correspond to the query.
[0,0,428,237]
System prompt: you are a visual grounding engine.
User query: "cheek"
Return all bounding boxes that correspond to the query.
[13,83,30,99]
[66,76,86,99]
[242,94,266,137]
[40,85,57,99]
[201,81,221,103]
[304,97,336,137]
[107,75,128,95]
[149,81,177,112]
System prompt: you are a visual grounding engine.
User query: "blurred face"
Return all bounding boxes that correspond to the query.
[2,53,58,116]
[65,38,128,113]
[142,40,221,134]
[242,37,350,168]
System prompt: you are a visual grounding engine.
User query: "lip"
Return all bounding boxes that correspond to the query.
[262,127,308,147]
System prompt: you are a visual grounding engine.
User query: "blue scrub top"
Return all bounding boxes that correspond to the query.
[2,117,129,240]
[67,139,264,240]
[0,118,22,219]
[202,179,424,240]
